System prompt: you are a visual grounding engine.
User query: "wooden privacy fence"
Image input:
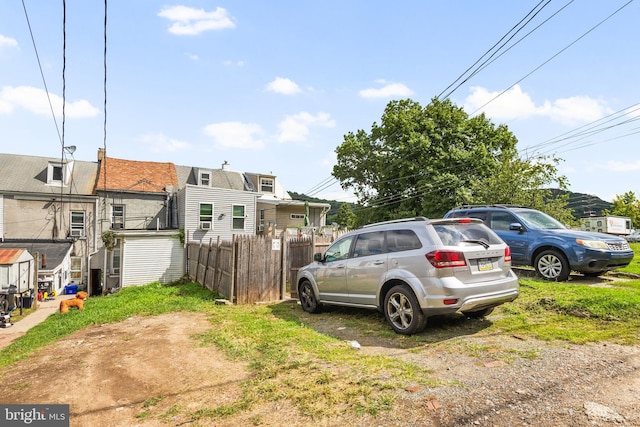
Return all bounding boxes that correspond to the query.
[187,235,285,304]
[287,235,332,298]
[187,230,348,304]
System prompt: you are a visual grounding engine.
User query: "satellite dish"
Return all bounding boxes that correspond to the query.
[64,145,76,154]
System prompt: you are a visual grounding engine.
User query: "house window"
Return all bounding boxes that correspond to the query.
[260,177,274,193]
[52,165,63,181]
[70,257,82,281]
[199,171,211,187]
[199,203,213,229]
[70,211,85,237]
[111,248,121,275]
[291,214,305,220]
[232,205,245,230]
[112,204,125,229]
[47,162,65,185]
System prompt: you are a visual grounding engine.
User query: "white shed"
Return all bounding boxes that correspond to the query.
[0,248,35,294]
[112,230,185,288]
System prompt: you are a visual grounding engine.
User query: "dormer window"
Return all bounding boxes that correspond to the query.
[47,161,72,186]
[199,171,211,187]
[52,165,63,181]
[260,177,274,193]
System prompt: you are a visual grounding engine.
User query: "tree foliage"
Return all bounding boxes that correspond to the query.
[605,191,640,227]
[333,98,572,222]
[335,203,356,229]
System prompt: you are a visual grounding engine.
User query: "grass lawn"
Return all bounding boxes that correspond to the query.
[2,255,640,422]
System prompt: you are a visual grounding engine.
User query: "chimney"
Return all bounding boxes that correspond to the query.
[98,148,106,162]
[222,160,229,171]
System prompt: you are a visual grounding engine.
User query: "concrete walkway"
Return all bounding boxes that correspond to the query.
[0,294,76,351]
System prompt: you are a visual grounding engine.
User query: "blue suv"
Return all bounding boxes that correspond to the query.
[444,205,634,281]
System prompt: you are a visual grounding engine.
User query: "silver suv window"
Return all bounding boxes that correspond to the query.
[325,236,354,262]
[433,222,503,246]
[353,231,385,257]
[387,229,422,252]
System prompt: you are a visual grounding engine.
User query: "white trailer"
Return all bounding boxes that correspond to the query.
[580,216,633,235]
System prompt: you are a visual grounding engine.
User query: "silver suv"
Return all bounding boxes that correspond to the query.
[296,217,519,335]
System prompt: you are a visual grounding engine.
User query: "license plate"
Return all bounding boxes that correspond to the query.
[478,258,493,271]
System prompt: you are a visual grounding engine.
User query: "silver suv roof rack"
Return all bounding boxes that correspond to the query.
[453,204,528,210]
[361,217,428,228]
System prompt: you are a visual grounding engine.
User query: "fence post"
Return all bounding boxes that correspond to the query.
[212,236,220,292]
[230,235,236,303]
[280,233,287,299]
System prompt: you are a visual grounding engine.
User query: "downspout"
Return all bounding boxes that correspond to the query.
[86,197,100,296]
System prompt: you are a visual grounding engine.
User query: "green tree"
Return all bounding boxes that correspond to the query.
[469,153,574,225]
[335,202,356,229]
[605,191,640,227]
[333,98,572,222]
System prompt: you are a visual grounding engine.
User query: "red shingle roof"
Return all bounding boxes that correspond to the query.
[0,249,25,265]
[97,157,178,193]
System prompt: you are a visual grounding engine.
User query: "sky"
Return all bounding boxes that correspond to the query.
[0,1,639,215]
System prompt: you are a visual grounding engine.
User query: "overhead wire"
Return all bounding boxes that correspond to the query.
[469,0,635,116]
[454,0,575,96]
[438,0,554,101]
[20,0,62,145]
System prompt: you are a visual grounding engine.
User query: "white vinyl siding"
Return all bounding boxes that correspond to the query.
[179,184,257,242]
[121,235,184,287]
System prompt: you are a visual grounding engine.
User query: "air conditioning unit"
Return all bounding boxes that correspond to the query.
[70,229,83,237]
[112,222,123,229]
[200,221,212,230]
[258,225,264,232]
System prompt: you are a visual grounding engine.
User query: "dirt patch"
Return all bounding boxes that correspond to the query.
[1,313,250,427]
[1,307,639,426]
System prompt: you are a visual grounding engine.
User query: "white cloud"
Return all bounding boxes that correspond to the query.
[158,6,235,35]
[203,121,265,149]
[463,85,612,125]
[186,53,199,61]
[0,85,99,118]
[541,96,611,125]
[265,77,301,95]
[0,34,18,49]
[223,59,245,67]
[277,112,335,143]
[359,81,413,99]
[598,160,640,173]
[137,133,191,152]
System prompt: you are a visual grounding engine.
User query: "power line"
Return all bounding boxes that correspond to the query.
[437,0,554,100]
[469,0,635,116]
[20,0,62,145]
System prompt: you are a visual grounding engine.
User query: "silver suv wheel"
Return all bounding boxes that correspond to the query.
[384,285,426,335]
[299,280,322,313]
